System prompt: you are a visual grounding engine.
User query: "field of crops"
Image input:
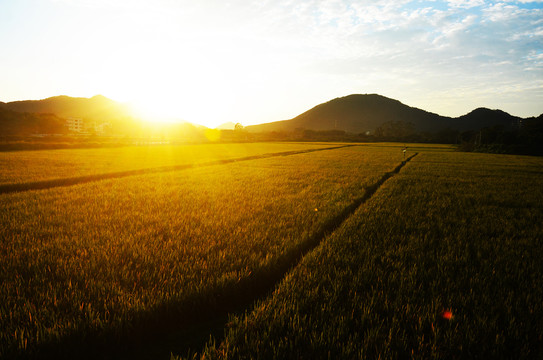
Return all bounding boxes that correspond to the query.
[199,151,543,359]
[0,143,412,359]
[0,142,339,186]
[2,142,541,359]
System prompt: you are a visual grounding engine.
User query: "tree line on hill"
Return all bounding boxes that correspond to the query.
[246,116,543,156]
[246,94,543,155]
[0,107,68,135]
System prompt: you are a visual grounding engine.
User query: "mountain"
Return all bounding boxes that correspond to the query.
[1,95,132,122]
[0,95,144,136]
[454,108,522,130]
[0,106,67,135]
[246,94,450,134]
[246,94,525,134]
[0,95,214,138]
[1,93,533,138]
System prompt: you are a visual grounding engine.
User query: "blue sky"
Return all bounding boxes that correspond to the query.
[0,0,542,127]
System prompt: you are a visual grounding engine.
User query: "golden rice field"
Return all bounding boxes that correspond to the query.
[1,142,404,358]
[198,150,543,359]
[0,142,339,185]
[1,142,541,359]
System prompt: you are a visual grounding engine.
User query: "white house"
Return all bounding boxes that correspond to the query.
[67,117,84,133]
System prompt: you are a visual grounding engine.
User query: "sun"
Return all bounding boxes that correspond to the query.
[128,97,186,125]
[125,88,237,128]
[66,1,270,129]
[100,47,241,128]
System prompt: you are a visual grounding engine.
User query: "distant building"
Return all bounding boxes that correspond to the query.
[67,117,84,133]
[66,118,111,134]
[91,121,111,135]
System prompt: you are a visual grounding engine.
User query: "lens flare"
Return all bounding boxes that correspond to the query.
[442,310,453,320]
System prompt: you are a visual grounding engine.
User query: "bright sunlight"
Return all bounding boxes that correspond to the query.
[51,1,287,128]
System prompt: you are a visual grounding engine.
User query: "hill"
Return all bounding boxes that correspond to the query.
[1,94,535,139]
[0,95,144,136]
[0,95,135,124]
[0,106,67,136]
[454,107,522,130]
[246,94,526,134]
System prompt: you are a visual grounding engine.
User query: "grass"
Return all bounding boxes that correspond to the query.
[3,143,540,359]
[198,151,543,359]
[0,144,404,358]
[0,142,341,186]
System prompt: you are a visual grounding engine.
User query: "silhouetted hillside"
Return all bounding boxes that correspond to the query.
[246,94,525,134]
[2,95,130,120]
[1,94,537,145]
[1,95,142,135]
[0,106,67,135]
[454,107,522,130]
[0,95,218,142]
[247,94,450,134]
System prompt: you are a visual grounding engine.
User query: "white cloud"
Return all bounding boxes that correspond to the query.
[506,0,543,3]
[2,0,542,121]
[446,0,485,8]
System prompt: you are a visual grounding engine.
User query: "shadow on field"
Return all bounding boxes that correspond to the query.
[23,153,418,360]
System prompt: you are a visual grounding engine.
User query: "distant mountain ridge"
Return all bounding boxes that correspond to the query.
[454,107,523,130]
[0,94,536,136]
[0,95,142,136]
[0,105,67,135]
[246,94,528,134]
[0,95,132,122]
[0,95,208,138]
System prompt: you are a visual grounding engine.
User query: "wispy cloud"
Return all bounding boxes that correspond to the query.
[1,0,542,124]
[446,0,485,8]
[243,0,543,117]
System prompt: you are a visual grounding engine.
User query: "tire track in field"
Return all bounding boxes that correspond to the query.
[0,145,354,195]
[25,152,417,360]
[114,152,420,360]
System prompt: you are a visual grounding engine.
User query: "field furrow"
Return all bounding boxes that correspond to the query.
[0,145,407,358]
[0,144,353,194]
[0,142,341,187]
[200,151,543,359]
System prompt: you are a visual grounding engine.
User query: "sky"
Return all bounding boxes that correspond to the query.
[0,0,542,128]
